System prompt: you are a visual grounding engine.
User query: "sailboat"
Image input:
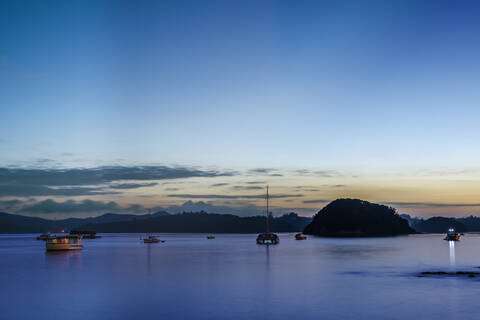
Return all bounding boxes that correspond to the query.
[256,186,279,245]
[143,209,162,243]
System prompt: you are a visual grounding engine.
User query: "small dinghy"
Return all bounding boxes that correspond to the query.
[143,235,161,243]
[295,233,307,240]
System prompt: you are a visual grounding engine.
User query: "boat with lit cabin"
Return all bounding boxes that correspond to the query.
[46,235,83,251]
[444,228,460,241]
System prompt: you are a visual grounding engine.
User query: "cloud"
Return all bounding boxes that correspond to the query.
[416,168,479,177]
[0,199,23,206]
[0,185,119,197]
[167,193,303,199]
[0,165,233,186]
[293,169,341,177]
[19,199,122,214]
[164,200,264,216]
[384,202,480,208]
[295,186,321,192]
[109,182,158,189]
[164,187,179,191]
[246,181,265,185]
[34,158,59,166]
[303,199,330,204]
[211,183,229,187]
[232,185,263,190]
[248,168,275,174]
[313,170,341,177]
[0,199,23,211]
[0,166,233,197]
[247,168,283,177]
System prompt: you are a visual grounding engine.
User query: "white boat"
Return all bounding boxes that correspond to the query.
[46,235,83,251]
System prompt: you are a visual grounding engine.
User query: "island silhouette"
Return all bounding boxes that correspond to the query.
[303,199,415,237]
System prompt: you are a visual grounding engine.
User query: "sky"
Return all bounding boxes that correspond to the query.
[1,0,480,218]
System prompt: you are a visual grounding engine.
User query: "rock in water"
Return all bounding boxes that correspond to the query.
[303,199,415,237]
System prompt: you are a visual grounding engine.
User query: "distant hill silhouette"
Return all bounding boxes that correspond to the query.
[303,199,415,237]
[0,211,310,234]
[0,211,170,233]
[0,212,54,233]
[80,212,311,233]
[456,216,480,232]
[412,217,467,233]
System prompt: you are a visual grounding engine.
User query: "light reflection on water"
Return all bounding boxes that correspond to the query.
[449,240,455,266]
[1,233,480,320]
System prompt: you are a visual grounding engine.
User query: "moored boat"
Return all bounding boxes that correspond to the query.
[257,233,279,244]
[70,230,101,239]
[36,232,51,240]
[444,228,460,241]
[207,235,215,239]
[256,186,279,245]
[143,235,161,243]
[295,233,307,240]
[46,235,83,251]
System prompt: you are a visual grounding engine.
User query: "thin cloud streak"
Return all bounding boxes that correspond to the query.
[303,200,330,204]
[384,202,480,208]
[167,193,303,199]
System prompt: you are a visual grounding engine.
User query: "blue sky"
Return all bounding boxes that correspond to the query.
[1,0,480,217]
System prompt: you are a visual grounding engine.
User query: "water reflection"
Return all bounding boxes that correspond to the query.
[449,240,455,266]
[146,243,152,275]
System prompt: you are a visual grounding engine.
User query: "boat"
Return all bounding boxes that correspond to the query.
[256,186,279,245]
[207,235,215,239]
[143,235,161,243]
[36,232,51,240]
[142,209,163,243]
[70,230,101,239]
[444,228,460,241]
[295,233,307,240]
[46,235,83,251]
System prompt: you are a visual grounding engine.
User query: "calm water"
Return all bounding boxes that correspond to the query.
[1,233,480,320]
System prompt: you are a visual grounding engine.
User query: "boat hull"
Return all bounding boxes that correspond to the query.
[444,235,460,241]
[295,233,307,240]
[46,243,83,251]
[144,239,160,243]
[257,233,279,245]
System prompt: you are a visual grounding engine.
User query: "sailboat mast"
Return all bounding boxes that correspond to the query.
[266,185,269,234]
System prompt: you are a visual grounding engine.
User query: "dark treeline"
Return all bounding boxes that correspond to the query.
[405,215,480,233]
[81,212,311,233]
[0,211,311,234]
